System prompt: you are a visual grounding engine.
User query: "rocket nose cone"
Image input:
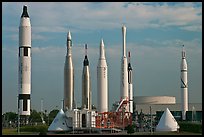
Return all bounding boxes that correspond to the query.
[122,25,126,31]
[68,31,71,40]
[128,63,132,70]
[21,5,29,18]
[83,55,89,66]
[100,39,104,47]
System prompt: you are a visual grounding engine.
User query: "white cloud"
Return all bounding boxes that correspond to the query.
[3,2,201,33]
[181,25,202,32]
[32,46,64,55]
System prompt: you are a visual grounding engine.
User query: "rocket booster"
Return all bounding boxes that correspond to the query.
[82,44,92,110]
[97,39,108,112]
[128,51,133,113]
[18,5,31,116]
[180,45,188,120]
[64,31,74,110]
[121,25,129,101]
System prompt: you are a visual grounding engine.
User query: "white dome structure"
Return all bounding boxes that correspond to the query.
[156,108,180,132]
[48,109,71,132]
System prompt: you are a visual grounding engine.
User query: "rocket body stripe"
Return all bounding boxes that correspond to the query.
[121,25,129,104]
[180,45,188,120]
[18,5,31,116]
[64,31,74,110]
[97,39,108,112]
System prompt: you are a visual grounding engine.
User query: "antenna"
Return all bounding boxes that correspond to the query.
[182,45,185,58]
[85,44,88,56]
[122,16,126,26]
[128,51,131,63]
[41,98,45,124]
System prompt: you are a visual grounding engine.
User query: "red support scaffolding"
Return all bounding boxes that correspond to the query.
[95,98,132,129]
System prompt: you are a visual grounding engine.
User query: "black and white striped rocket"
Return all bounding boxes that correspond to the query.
[18,5,31,116]
[82,44,92,110]
[128,51,133,113]
[64,31,74,110]
[180,45,188,120]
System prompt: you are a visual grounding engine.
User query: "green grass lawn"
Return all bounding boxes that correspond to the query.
[2,128,39,135]
[2,128,202,135]
[127,131,202,135]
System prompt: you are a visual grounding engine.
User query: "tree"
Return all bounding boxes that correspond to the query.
[2,112,18,128]
[48,109,59,125]
[3,112,18,122]
[126,124,135,134]
[29,109,42,123]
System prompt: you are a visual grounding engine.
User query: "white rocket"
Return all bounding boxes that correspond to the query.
[120,25,129,110]
[82,44,92,110]
[18,5,31,116]
[128,51,133,113]
[97,39,108,112]
[180,45,188,120]
[64,31,74,110]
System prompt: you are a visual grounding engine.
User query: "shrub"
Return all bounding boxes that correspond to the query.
[126,125,135,134]
[178,122,202,133]
[20,125,48,133]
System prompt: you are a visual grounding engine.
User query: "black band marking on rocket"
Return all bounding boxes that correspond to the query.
[19,94,30,111]
[19,47,31,57]
[24,47,28,56]
[181,78,187,88]
[19,46,31,48]
[181,70,187,72]
[181,87,187,88]
[67,39,72,46]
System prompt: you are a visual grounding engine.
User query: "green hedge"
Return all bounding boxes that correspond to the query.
[20,125,48,133]
[178,122,202,133]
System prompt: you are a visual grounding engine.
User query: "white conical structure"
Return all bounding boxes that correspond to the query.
[156,108,180,131]
[48,109,71,132]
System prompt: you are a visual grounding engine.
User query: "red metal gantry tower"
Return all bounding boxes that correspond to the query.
[95,97,132,129]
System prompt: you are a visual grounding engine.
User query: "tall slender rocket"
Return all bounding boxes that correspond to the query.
[18,5,31,116]
[97,39,108,112]
[64,31,74,110]
[121,25,129,103]
[82,44,92,110]
[128,51,133,113]
[180,45,188,120]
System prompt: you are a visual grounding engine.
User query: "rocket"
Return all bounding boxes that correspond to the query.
[128,51,133,113]
[180,45,188,120]
[97,39,108,112]
[120,25,129,108]
[64,31,74,110]
[82,44,92,110]
[18,5,31,115]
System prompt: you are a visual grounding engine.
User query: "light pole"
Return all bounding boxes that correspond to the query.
[123,107,125,133]
[192,106,195,122]
[17,95,20,134]
[150,106,152,134]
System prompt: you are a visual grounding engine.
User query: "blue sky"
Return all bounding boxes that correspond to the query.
[2,2,202,113]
